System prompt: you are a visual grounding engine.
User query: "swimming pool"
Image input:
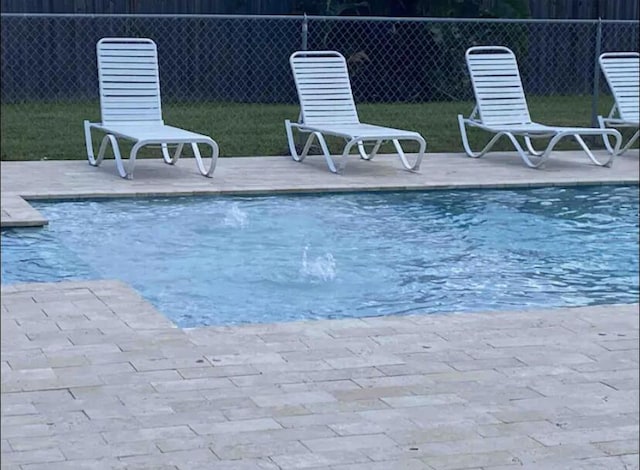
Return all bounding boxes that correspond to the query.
[2,185,638,327]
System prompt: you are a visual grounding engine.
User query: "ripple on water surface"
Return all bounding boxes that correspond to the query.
[1,185,638,326]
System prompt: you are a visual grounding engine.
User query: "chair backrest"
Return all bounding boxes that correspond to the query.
[290,51,360,126]
[465,46,532,126]
[599,52,640,123]
[97,37,163,125]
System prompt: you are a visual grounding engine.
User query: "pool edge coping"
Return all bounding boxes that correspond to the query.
[2,153,639,227]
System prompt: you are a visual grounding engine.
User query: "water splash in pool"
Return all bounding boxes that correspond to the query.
[300,245,337,282]
[223,203,248,228]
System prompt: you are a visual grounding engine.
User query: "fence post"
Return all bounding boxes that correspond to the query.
[301,13,308,51]
[591,17,603,129]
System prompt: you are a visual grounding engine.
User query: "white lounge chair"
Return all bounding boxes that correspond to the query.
[84,38,219,179]
[598,52,639,155]
[285,51,426,173]
[458,46,622,168]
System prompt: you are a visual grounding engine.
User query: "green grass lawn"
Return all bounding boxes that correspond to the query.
[1,95,635,161]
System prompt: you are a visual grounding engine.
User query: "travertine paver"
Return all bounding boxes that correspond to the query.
[1,280,638,469]
[1,150,639,226]
[0,193,47,227]
[1,153,639,468]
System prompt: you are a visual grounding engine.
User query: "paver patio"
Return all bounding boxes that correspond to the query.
[1,151,639,469]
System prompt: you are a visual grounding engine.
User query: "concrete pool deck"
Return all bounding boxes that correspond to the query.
[1,151,639,469]
[1,150,639,226]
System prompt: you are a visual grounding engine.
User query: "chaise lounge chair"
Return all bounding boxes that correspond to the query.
[458,46,622,168]
[598,52,639,155]
[285,50,426,173]
[84,38,219,179]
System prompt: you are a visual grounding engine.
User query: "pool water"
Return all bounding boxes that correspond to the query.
[2,186,638,327]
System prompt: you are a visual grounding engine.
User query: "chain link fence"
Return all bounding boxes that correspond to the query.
[1,14,638,159]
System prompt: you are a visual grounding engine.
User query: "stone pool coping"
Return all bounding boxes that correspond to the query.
[1,152,639,468]
[1,280,638,469]
[1,150,638,227]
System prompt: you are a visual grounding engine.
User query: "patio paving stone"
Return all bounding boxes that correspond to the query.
[1,153,638,468]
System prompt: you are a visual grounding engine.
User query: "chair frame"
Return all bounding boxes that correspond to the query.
[84,38,219,179]
[285,50,426,173]
[597,51,639,155]
[458,46,622,168]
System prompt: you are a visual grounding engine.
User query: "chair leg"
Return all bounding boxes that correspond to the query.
[161,143,184,165]
[513,130,621,169]
[285,120,309,162]
[339,139,360,173]
[457,115,504,158]
[599,118,639,156]
[621,129,640,154]
[597,116,620,155]
[84,120,103,167]
[503,133,550,168]
[191,140,219,177]
[572,132,619,167]
[338,137,425,173]
[285,120,323,164]
[520,131,616,169]
[459,115,570,169]
[286,123,337,172]
[394,138,426,171]
[95,133,127,178]
[125,142,146,179]
[524,136,543,156]
[299,133,317,161]
[312,132,336,173]
[357,140,383,160]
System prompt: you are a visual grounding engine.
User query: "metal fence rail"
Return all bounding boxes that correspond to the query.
[1,14,638,158]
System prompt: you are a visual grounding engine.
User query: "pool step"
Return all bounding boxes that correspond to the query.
[1,194,48,227]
